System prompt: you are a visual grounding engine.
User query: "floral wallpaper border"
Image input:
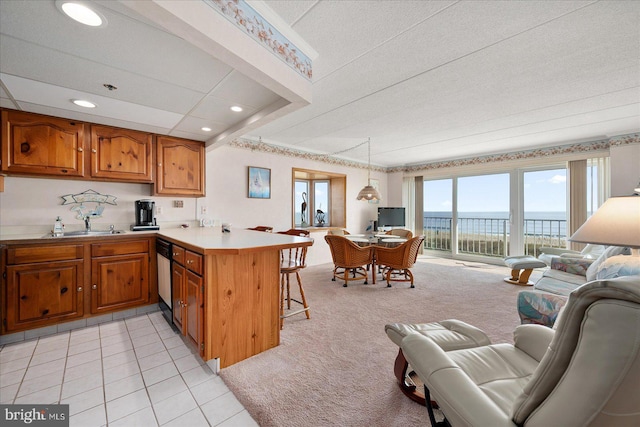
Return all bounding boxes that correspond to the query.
[230,134,639,174]
[204,0,312,80]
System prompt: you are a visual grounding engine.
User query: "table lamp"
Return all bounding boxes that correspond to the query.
[569,195,640,256]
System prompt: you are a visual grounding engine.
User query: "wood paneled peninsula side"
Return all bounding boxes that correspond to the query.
[157,227,313,369]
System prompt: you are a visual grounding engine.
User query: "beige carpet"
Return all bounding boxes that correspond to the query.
[220,257,542,427]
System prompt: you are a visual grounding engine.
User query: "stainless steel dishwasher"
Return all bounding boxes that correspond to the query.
[156,238,173,325]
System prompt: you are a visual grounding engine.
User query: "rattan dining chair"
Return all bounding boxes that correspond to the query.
[327,229,350,235]
[277,229,312,329]
[384,228,413,239]
[324,234,374,287]
[375,236,425,287]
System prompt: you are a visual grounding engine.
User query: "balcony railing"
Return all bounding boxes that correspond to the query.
[424,216,567,258]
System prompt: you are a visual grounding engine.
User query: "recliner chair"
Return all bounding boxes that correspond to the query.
[400,275,640,427]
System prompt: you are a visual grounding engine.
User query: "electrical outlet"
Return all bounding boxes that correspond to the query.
[173,200,184,208]
[156,206,163,215]
[201,206,208,215]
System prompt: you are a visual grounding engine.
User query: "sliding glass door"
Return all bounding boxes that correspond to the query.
[458,173,510,257]
[423,179,453,252]
[523,169,567,256]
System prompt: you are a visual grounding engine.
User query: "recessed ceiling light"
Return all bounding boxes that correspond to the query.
[201,127,212,132]
[72,99,96,108]
[230,106,243,112]
[59,1,105,27]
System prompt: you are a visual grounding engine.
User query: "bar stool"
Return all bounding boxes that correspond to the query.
[277,229,313,329]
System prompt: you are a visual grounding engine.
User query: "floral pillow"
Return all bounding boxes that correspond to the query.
[550,257,593,276]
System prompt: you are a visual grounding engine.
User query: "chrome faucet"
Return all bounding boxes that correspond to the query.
[84,216,91,232]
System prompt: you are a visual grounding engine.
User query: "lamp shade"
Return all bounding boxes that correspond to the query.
[569,196,640,248]
[356,185,381,201]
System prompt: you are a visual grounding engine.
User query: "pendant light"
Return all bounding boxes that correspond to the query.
[356,138,382,201]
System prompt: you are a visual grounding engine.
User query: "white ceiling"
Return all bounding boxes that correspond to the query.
[1,1,639,168]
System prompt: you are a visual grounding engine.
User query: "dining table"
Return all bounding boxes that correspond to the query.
[344,234,407,284]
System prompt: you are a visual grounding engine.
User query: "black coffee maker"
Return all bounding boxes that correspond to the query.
[131,199,159,231]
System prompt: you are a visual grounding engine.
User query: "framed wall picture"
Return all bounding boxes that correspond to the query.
[248,166,271,199]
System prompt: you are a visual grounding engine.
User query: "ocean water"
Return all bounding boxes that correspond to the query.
[424,211,567,237]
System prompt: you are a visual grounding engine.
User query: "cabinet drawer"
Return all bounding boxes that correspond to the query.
[185,251,203,275]
[172,245,185,265]
[92,239,149,257]
[7,244,83,265]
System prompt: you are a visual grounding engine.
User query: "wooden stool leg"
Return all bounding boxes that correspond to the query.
[510,268,521,281]
[286,273,291,309]
[296,271,310,319]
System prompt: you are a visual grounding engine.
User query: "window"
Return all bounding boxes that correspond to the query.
[419,155,609,261]
[294,180,310,226]
[313,180,330,226]
[292,169,346,228]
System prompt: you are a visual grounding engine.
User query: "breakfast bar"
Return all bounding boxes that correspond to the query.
[157,227,313,369]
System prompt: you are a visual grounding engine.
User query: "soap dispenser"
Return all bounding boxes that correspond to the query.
[53,216,64,237]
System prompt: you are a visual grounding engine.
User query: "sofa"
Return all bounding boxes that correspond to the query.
[517,246,637,326]
[537,243,604,266]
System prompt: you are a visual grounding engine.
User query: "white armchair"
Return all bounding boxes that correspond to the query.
[401,275,640,427]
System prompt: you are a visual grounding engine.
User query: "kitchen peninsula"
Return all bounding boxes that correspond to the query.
[157,227,313,369]
[0,227,312,369]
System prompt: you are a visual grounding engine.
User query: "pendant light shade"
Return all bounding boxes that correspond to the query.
[356,138,382,201]
[356,184,381,201]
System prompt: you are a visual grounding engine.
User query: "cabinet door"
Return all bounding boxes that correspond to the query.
[91,253,149,314]
[154,136,205,196]
[185,270,203,356]
[1,110,86,177]
[90,125,153,182]
[5,260,84,332]
[172,262,186,333]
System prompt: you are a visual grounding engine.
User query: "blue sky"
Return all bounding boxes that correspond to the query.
[424,169,568,212]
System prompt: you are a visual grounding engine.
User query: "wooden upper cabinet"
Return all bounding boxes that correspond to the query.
[90,125,153,182]
[1,110,86,177]
[154,136,205,196]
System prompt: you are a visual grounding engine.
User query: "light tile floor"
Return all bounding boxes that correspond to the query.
[0,311,258,427]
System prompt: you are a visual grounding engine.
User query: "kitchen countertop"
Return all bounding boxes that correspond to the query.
[158,227,312,255]
[0,226,313,255]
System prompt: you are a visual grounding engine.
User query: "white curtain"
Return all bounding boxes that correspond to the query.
[402,177,416,233]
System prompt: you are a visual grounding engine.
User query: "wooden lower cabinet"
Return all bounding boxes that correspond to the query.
[171,245,204,356]
[91,253,149,314]
[6,259,84,331]
[1,237,156,334]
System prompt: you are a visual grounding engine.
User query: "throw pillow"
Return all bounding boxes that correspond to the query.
[596,255,640,280]
[585,246,631,281]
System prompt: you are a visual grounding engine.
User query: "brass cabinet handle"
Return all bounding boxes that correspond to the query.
[91,148,97,153]
[92,284,97,289]
[77,286,83,292]
[78,147,83,152]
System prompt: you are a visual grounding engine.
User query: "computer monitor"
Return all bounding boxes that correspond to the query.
[377,207,405,227]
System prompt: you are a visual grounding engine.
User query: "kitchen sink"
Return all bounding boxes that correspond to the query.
[44,230,126,238]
